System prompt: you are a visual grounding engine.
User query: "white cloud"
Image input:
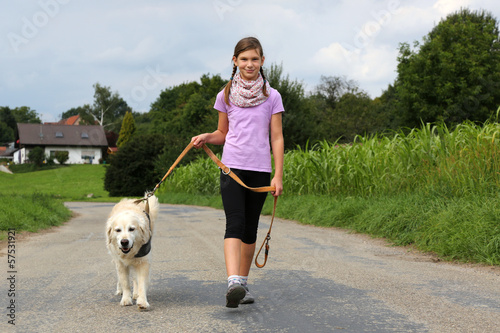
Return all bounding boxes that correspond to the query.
[309,42,398,96]
[433,0,472,15]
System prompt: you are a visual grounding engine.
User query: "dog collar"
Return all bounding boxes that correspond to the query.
[134,211,152,258]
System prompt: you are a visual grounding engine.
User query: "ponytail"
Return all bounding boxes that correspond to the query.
[224,65,238,106]
[260,67,269,97]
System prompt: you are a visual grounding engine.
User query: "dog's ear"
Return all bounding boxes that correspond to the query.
[105,220,113,244]
[138,224,146,237]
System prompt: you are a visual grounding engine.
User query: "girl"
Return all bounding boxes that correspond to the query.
[191,36,284,308]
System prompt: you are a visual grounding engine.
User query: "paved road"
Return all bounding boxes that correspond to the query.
[1,202,500,332]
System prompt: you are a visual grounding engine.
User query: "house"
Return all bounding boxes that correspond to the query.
[0,147,14,161]
[15,123,108,164]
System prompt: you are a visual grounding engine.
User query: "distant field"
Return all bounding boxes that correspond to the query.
[0,164,114,201]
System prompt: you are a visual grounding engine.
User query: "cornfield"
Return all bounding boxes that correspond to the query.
[159,121,500,198]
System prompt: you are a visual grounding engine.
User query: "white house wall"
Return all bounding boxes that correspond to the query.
[46,146,102,164]
[13,148,26,164]
[14,147,103,164]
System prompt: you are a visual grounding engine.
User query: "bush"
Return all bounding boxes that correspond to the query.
[104,134,167,196]
[28,147,44,167]
[55,151,69,165]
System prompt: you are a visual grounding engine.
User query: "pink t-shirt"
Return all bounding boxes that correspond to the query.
[214,87,285,173]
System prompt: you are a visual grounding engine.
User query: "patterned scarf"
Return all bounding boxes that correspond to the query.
[229,73,271,108]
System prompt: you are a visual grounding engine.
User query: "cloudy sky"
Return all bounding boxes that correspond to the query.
[2,0,500,122]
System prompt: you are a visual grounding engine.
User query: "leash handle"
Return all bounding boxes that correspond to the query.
[255,196,278,268]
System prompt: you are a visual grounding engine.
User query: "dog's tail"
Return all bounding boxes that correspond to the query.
[145,194,160,224]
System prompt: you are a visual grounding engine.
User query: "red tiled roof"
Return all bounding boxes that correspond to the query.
[65,115,80,125]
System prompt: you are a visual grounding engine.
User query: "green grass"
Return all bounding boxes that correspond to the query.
[0,164,119,239]
[0,193,73,232]
[0,164,114,201]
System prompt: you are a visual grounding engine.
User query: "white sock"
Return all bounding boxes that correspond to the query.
[239,275,248,287]
[227,275,240,287]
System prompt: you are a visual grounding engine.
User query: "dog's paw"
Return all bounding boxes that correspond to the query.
[133,292,139,300]
[120,297,133,306]
[136,298,150,311]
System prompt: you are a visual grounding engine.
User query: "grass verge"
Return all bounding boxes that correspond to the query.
[159,191,500,266]
[0,165,120,241]
[0,193,73,241]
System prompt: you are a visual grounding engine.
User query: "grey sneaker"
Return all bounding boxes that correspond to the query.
[240,285,255,304]
[226,283,245,308]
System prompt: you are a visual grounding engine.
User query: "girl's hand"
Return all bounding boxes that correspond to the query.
[191,134,208,148]
[271,176,283,197]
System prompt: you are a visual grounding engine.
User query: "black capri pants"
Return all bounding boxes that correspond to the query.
[220,168,270,244]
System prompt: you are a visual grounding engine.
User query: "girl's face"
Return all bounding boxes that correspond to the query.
[233,49,265,81]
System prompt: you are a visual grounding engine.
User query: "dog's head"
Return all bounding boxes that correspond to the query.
[106,211,148,255]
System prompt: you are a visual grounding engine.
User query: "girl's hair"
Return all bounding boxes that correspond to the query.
[224,37,269,105]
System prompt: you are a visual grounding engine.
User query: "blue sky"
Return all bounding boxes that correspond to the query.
[2,0,500,122]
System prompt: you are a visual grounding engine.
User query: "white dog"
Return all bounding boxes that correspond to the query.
[106,195,160,310]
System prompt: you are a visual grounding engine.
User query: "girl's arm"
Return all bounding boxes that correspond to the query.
[191,111,229,147]
[270,112,284,197]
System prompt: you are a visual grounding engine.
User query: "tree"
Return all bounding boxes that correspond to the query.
[0,107,16,143]
[80,83,129,132]
[307,75,386,143]
[1,106,41,144]
[150,74,226,163]
[104,134,167,197]
[116,111,136,148]
[394,8,500,127]
[11,106,41,124]
[314,75,359,110]
[0,122,14,144]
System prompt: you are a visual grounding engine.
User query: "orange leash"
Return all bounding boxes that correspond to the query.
[138,142,278,268]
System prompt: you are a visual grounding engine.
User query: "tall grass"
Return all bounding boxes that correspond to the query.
[285,121,500,197]
[161,121,500,198]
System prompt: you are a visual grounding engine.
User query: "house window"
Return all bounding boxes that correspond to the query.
[81,132,89,139]
[55,131,64,138]
[81,150,95,163]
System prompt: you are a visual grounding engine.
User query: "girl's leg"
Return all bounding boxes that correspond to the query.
[224,238,242,277]
[240,171,270,277]
[239,242,256,277]
[220,169,246,278]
